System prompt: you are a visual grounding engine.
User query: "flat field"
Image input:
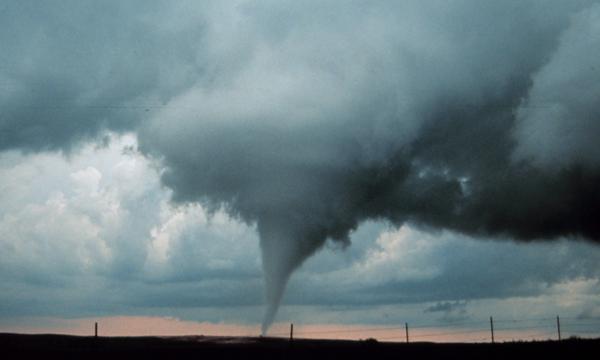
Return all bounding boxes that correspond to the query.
[1,333,598,359]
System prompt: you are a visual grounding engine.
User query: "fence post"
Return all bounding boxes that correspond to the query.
[290,323,294,342]
[490,316,495,344]
[405,323,409,343]
[94,322,98,338]
[556,316,561,341]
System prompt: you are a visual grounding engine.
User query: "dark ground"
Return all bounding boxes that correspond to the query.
[1,333,598,360]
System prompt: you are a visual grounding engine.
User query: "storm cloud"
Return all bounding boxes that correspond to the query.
[2,0,600,331]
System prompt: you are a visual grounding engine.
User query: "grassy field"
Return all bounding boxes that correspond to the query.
[1,333,598,359]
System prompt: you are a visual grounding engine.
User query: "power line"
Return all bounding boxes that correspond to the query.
[557,316,600,322]
[270,321,484,337]
[493,317,555,324]
[410,328,489,338]
[264,315,600,343]
[563,329,600,334]
[561,321,600,326]
[493,324,555,331]
[410,320,486,329]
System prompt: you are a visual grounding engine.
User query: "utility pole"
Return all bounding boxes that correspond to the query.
[556,316,561,341]
[490,316,495,344]
[290,323,294,342]
[405,322,409,343]
[94,322,98,338]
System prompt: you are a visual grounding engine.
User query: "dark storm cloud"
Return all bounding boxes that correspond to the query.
[424,300,469,322]
[136,0,600,330]
[425,301,467,314]
[2,0,600,331]
[0,0,204,152]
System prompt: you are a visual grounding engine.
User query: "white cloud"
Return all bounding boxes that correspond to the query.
[0,134,261,286]
[357,226,442,282]
[0,134,267,319]
[144,203,261,280]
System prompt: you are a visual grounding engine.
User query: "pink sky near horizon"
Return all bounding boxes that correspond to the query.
[0,316,570,343]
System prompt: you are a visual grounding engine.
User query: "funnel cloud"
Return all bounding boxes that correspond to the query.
[2,1,600,332]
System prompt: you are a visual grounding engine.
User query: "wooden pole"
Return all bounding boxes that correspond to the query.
[94,322,98,338]
[490,316,495,344]
[290,323,294,342]
[556,316,561,341]
[405,322,409,343]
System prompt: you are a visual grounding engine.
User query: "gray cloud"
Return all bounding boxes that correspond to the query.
[424,301,469,322]
[0,0,204,152]
[424,301,467,313]
[2,0,600,332]
[137,0,600,330]
[513,3,600,168]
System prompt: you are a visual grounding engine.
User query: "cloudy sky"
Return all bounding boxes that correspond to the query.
[1,0,600,340]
